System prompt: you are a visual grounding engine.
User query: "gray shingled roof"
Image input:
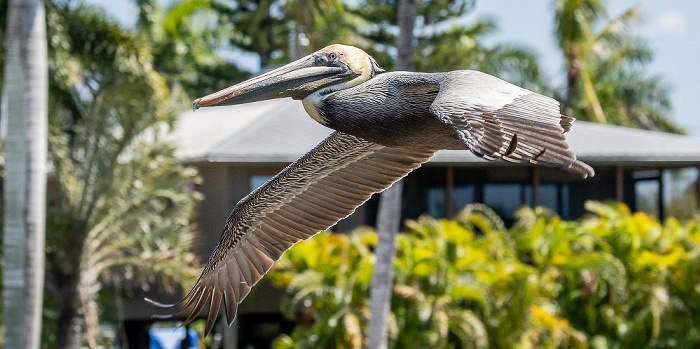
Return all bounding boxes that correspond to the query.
[171,97,700,166]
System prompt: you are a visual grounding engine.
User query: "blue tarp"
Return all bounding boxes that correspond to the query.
[149,327,199,349]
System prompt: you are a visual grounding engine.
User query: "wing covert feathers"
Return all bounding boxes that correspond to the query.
[431,70,594,178]
[148,132,434,334]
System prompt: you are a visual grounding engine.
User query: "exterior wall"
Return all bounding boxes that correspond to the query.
[195,163,240,263]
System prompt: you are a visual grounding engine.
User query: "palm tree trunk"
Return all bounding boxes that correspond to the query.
[367,1,416,348]
[79,270,102,349]
[2,0,48,348]
[367,180,404,349]
[395,0,416,71]
[579,64,607,124]
[53,236,87,348]
[562,54,579,113]
[56,282,83,349]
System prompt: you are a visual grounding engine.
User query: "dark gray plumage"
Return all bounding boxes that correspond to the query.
[321,70,592,176]
[148,44,593,334]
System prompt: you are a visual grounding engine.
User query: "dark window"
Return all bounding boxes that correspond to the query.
[453,185,476,213]
[427,185,477,219]
[560,184,570,219]
[424,180,572,223]
[635,179,661,220]
[483,183,529,222]
[539,184,559,212]
[663,167,698,220]
[633,167,700,221]
[427,187,446,218]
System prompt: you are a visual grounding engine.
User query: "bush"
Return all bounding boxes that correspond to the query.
[269,201,700,348]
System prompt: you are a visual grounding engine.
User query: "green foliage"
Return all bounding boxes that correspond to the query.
[351,0,548,92]
[135,0,251,100]
[270,202,700,348]
[211,0,367,66]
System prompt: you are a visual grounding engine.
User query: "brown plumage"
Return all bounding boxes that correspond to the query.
[147,44,593,334]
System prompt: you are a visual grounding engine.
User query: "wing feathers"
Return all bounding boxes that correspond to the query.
[224,260,241,300]
[242,243,266,275]
[233,251,254,286]
[304,187,359,205]
[259,222,299,244]
[184,287,210,325]
[207,290,222,334]
[255,233,289,259]
[296,193,351,215]
[223,283,237,325]
[245,234,275,265]
[431,70,594,178]
[151,132,434,333]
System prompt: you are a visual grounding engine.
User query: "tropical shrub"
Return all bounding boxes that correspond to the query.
[269,201,700,348]
[269,228,375,349]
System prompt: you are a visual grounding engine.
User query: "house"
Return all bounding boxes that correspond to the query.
[125,98,700,347]
[172,97,700,230]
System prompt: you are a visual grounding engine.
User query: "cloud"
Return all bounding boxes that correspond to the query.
[639,10,688,38]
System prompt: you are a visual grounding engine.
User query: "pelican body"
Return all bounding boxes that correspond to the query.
[314,72,459,149]
[150,44,594,333]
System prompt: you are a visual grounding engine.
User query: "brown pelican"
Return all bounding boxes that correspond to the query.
[148,44,594,334]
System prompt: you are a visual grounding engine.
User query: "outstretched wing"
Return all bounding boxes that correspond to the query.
[429,70,594,178]
[148,131,435,334]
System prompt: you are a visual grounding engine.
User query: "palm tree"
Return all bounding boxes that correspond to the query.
[555,0,605,117]
[2,0,48,348]
[554,0,682,132]
[43,3,201,347]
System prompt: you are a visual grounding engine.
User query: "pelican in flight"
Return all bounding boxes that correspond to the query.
[149,44,594,333]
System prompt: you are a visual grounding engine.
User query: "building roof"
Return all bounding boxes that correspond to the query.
[171,97,700,167]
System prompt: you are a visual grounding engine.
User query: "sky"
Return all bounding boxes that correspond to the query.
[90,0,700,136]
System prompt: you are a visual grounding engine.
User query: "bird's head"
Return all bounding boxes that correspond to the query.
[193,44,383,110]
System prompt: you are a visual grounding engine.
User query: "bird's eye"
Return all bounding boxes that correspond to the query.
[326,51,339,60]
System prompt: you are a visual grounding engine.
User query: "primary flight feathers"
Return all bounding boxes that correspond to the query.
[148,44,593,334]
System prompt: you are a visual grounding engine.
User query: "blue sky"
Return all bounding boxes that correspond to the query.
[92,0,700,135]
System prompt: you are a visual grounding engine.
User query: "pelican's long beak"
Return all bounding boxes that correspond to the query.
[193,55,352,110]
